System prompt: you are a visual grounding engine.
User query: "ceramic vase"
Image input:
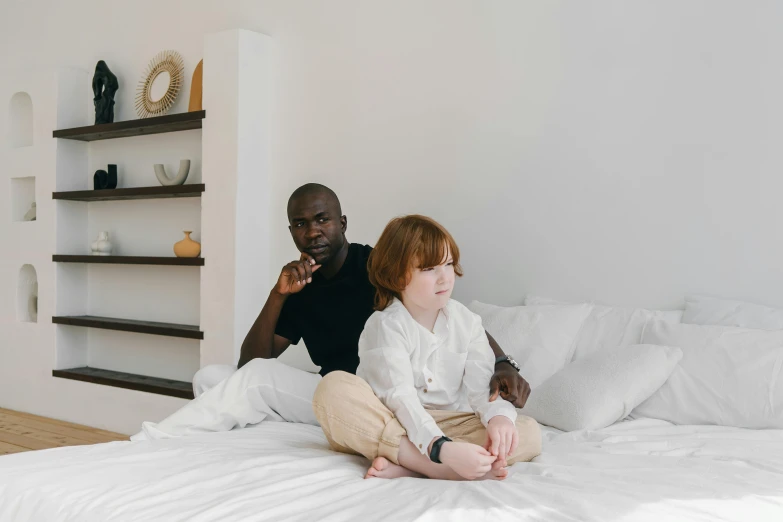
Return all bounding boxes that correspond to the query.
[23,202,36,222]
[174,231,201,258]
[94,164,118,190]
[154,160,190,186]
[188,60,203,112]
[92,231,113,256]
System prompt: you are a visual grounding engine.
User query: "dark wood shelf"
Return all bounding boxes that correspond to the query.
[53,255,204,266]
[53,184,205,202]
[52,111,205,142]
[52,316,203,340]
[53,367,194,399]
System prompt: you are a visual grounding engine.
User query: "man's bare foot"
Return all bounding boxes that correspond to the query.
[478,466,509,481]
[365,457,423,479]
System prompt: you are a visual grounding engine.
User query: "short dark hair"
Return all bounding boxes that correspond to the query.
[287,183,342,220]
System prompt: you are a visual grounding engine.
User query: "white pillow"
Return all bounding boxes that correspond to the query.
[633,320,783,428]
[524,295,683,360]
[521,344,683,431]
[468,302,592,388]
[682,295,783,330]
[523,296,572,306]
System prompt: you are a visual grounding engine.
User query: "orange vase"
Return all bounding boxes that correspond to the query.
[174,231,201,258]
[188,60,203,112]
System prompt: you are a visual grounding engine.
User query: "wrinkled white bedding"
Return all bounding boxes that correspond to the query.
[1,418,781,521]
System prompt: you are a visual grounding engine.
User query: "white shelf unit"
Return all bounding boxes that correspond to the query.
[53,101,205,390]
[0,29,274,434]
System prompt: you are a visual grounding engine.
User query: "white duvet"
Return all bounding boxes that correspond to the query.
[1,418,782,522]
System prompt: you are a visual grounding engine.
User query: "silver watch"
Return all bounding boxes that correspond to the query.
[495,355,521,372]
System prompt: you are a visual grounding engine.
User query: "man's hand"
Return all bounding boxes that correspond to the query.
[485,415,518,468]
[438,441,497,480]
[274,254,321,296]
[489,363,531,408]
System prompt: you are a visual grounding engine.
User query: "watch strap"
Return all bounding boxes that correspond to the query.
[429,436,452,463]
[495,355,520,371]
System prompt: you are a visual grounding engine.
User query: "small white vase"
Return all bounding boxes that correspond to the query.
[23,202,36,222]
[92,231,113,256]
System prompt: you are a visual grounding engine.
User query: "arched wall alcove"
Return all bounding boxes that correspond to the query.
[9,92,33,148]
[17,264,38,323]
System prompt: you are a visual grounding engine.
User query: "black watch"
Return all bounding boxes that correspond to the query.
[429,436,452,463]
[495,355,521,372]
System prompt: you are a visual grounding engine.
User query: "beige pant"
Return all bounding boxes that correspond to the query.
[312,371,542,465]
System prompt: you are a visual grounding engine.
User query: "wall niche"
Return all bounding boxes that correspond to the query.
[17,264,38,323]
[8,92,33,148]
[10,176,36,222]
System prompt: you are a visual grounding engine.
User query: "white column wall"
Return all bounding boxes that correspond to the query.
[201,29,273,367]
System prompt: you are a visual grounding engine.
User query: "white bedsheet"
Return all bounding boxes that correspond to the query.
[1,418,782,521]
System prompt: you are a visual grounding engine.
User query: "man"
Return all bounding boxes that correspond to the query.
[132,184,529,440]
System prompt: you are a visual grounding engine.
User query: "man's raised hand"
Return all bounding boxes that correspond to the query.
[274,254,321,296]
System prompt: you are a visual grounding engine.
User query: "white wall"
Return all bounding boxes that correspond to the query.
[2,0,783,429]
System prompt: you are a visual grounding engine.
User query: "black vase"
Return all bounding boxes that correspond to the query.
[106,164,118,189]
[94,165,118,190]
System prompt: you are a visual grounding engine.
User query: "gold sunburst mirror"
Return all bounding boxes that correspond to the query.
[135,50,184,118]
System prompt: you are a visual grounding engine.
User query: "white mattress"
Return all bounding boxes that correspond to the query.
[1,418,782,521]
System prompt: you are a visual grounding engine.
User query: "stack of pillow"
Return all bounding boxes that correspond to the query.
[468,294,783,432]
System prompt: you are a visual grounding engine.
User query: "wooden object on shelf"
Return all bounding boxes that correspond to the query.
[52,111,205,142]
[52,315,203,340]
[53,184,205,202]
[53,367,194,399]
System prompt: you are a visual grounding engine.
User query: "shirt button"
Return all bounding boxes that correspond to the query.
[424,389,428,393]
[428,378,432,383]
[419,444,422,449]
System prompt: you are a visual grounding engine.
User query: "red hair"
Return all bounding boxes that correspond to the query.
[368,215,463,311]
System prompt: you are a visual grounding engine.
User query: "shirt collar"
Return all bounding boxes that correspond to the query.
[391,298,451,341]
[432,307,450,341]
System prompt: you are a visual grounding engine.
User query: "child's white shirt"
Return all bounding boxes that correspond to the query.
[356,298,517,456]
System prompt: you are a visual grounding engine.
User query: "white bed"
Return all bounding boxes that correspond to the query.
[1,418,782,522]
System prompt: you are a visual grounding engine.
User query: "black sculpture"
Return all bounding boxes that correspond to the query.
[94,164,118,190]
[92,61,119,125]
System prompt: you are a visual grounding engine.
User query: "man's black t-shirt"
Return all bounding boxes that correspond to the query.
[275,243,375,376]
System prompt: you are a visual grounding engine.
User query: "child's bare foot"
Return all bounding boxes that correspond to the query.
[478,466,509,481]
[365,457,423,479]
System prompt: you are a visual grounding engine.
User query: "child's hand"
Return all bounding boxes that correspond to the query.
[485,416,518,467]
[438,441,497,480]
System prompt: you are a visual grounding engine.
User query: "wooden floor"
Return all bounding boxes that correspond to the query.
[0,408,128,455]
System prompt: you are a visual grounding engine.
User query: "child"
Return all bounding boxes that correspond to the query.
[312,215,541,480]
